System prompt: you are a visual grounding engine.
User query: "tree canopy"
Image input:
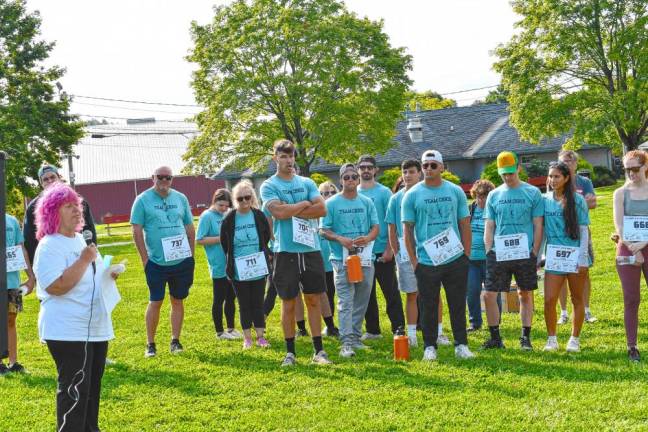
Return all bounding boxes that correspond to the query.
[472,84,509,105]
[405,90,456,111]
[0,0,83,208]
[184,0,412,176]
[494,0,648,153]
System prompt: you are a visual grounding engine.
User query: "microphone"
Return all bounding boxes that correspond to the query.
[82,230,96,274]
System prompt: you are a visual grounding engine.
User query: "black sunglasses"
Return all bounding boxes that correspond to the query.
[156,175,173,181]
[321,191,336,196]
[236,195,252,203]
[343,174,359,181]
[422,162,438,170]
[625,166,642,174]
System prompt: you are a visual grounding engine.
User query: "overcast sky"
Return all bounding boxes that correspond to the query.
[26,0,518,121]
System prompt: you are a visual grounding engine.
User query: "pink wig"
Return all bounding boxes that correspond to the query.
[35,183,84,240]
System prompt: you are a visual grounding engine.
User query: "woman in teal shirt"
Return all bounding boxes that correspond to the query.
[542,161,590,353]
[197,189,242,341]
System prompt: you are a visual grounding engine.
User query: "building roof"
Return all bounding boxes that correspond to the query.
[213,103,605,179]
[59,121,198,185]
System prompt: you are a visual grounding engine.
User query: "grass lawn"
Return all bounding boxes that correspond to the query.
[2,182,648,431]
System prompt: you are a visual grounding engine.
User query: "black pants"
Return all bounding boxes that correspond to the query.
[263,273,277,317]
[415,256,469,348]
[364,254,405,334]
[325,271,336,318]
[212,277,236,333]
[233,278,266,330]
[46,340,108,432]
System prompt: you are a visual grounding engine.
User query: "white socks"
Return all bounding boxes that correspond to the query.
[438,323,443,334]
[407,324,417,338]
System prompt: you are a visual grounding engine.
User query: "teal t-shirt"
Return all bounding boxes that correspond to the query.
[260,174,321,253]
[469,205,486,261]
[130,188,193,266]
[543,192,590,250]
[320,193,379,262]
[5,214,24,289]
[484,182,544,253]
[401,180,469,266]
[196,209,227,279]
[358,182,392,254]
[233,211,262,281]
[385,188,406,239]
[319,237,333,272]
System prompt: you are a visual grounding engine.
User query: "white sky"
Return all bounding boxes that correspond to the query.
[26,0,518,121]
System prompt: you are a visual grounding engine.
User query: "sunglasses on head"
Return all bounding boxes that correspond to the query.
[321,190,336,196]
[236,195,252,203]
[422,162,438,170]
[625,166,642,174]
[343,174,359,181]
[358,165,374,171]
[156,175,173,181]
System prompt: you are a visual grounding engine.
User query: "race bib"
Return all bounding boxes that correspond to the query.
[623,216,648,241]
[423,228,464,266]
[343,241,375,267]
[494,233,529,262]
[6,246,27,272]
[161,234,192,262]
[292,217,316,248]
[235,252,269,281]
[545,244,579,273]
[397,237,410,263]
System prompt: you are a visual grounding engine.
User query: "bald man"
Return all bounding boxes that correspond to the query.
[131,166,196,358]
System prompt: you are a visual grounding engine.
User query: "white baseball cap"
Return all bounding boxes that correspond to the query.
[421,150,443,164]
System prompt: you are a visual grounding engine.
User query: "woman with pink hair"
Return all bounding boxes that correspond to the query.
[33,183,118,431]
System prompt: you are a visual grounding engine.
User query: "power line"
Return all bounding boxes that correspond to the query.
[439,84,499,96]
[72,101,200,115]
[74,114,191,123]
[72,94,201,107]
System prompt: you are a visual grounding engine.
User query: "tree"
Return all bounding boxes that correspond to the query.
[405,90,456,111]
[0,0,84,208]
[184,0,412,177]
[472,84,509,105]
[494,0,648,153]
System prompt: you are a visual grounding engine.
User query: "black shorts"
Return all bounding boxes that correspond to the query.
[273,251,326,300]
[484,250,538,292]
[145,257,195,301]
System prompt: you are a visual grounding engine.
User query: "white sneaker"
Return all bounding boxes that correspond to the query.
[351,342,369,350]
[437,334,451,346]
[361,332,382,341]
[558,314,569,325]
[543,337,559,351]
[218,332,236,340]
[585,312,598,323]
[454,344,475,359]
[408,335,418,347]
[312,350,333,365]
[340,345,356,358]
[227,329,243,339]
[422,346,437,361]
[566,336,581,353]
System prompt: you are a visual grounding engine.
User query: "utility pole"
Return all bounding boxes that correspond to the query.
[68,153,76,188]
[0,151,8,359]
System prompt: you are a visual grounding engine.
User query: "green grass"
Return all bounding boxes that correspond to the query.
[2,182,648,431]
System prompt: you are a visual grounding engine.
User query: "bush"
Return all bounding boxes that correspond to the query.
[480,160,528,186]
[310,172,330,186]
[592,166,616,187]
[441,171,461,185]
[576,158,596,182]
[377,167,401,190]
[525,159,549,178]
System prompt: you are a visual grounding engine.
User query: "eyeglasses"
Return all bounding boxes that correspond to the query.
[625,166,642,174]
[236,195,252,202]
[321,190,336,196]
[342,174,359,181]
[41,174,58,184]
[358,165,374,171]
[156,175,173,181]
[422,162,439,170]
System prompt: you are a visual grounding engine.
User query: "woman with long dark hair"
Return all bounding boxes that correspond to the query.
[542,161,590,352]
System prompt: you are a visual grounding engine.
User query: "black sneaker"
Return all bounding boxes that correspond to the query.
[297,328,309,337]
[8,362,25,373]
[145,343,157,358]
[629,347,641,362]
[170,339,184,354]
[0,363,8,376]
[520,336,533,351]
[467,326,482,333]
[481,338,505,349]
[325,327,340,338]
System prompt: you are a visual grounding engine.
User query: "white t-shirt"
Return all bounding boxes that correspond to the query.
[34,233,114,342]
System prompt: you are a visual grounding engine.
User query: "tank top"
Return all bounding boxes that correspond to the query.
[624,188,648,216]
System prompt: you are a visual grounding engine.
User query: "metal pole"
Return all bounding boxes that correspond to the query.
[0,151,8,359]
[68,153,75,189]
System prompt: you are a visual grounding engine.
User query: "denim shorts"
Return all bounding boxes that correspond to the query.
[396,260,418,293]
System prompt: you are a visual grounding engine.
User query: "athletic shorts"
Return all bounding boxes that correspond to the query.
[145,256,195,301]
[484,250,538,292]
[396,260,418,293]
[273,251,326,300]
[8,289,23,314]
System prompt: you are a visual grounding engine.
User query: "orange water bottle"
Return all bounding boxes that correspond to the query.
[393,326,409,361]
[346,248,363,283]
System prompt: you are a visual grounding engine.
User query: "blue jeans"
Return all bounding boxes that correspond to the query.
[466,260,501,328]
